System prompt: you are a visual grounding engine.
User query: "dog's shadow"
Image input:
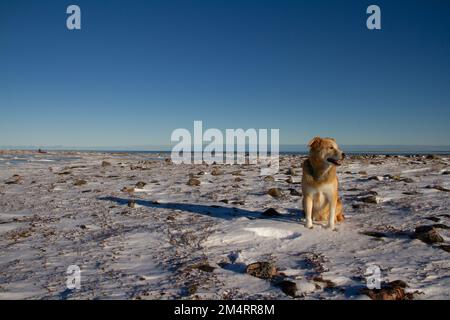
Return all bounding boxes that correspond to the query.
[98,196,303,224]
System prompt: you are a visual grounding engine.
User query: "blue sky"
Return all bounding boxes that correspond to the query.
[0,0,449,148]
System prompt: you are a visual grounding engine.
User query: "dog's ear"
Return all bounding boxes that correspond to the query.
[308,136,322,149]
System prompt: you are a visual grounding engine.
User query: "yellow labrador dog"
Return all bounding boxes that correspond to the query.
[302,137,345,230]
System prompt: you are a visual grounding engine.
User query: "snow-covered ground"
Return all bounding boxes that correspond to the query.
[0,151,449,300]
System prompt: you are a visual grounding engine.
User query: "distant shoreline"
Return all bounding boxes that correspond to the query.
[1,148,449,156]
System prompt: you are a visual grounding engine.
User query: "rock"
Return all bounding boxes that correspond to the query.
[57,171,72,175]
[368,176,384,181]
[4,175,23,185]
[135,181,147,188]
[285,177,294,184]
[352,203,368,209]
[442,170,450,175]
[402,191,421,195]
[231,170,242,176]
[439,245,450,253]
[401,177,414,183]
[196,264,215,273]
[267,188,282,198]
[426,154,439,160]
[101,161,112,167]
[433,186,450,192]
[360,231,387,238]
[128,200,136,208]
[358,171,367,175]
[415,224,449,233]
[385,174,401,180]
[263,175,275,182]
[234,177,243,182]
[73,179,87,186]
[121,186,135,193]
[231,200,245,205]
[414,227,444,244]
[211,168,223,176]
[277,280,297,297]
[219,199,229,204]
[362,287,406,300]
[246,262,277,279]
[289,188,301,196]
[187,284,197,295]
[361,280,413,300]
[424,217,440,222]
[389,280,408,288]
[79,225,87,229]
[262,208,282,217]
[425,185,450,192]
[197,171,206,175]
[312,276,336,288]
[286,168,298,176]
[360,195,380,204]
[187,178,201,186]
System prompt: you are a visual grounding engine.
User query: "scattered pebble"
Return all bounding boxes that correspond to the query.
[187,178,201,186]
[135,181,147,188]
[73,179,87,186]
[267,188,282,198]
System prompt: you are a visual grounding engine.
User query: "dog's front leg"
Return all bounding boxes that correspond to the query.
[326,195,337,230]
[304,195,313,229]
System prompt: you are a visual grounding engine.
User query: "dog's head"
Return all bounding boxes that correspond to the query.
[308,136,345,166]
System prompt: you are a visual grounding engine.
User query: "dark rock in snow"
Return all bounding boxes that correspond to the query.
[101,161,112,167]
[267,188,282,198]
[361,280,413,300]
[73,179,87,186]
[277,280,297,297]
[246,262,277,279]
[187,178,201,186]
[360,195,380,204]
[360,231,387,238]
[196,264,215,273]
[211,168,223,176]
[414,227,444,244]
[135,181,147,188]
[289,188,301,196]
[286,168,298,176]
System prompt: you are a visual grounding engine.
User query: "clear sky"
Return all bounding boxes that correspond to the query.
[0,0,449,148]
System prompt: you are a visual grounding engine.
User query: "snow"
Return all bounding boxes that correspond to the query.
[0,151,449,299]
